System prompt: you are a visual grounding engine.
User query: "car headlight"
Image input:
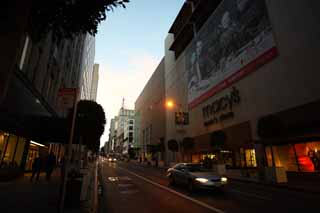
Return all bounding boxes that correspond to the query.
[113,158,117,161]
[221,177,228,182]
[195,178,209,183]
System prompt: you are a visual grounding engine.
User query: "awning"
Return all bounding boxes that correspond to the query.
[257,100,320,143]
[0,113,69,144]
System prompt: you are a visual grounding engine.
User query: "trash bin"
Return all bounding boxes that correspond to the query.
[65,177,83,208]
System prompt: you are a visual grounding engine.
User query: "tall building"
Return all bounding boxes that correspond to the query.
[80,34,95,100]
[135,59,166,162]
[135,0,320,184]
[0,29,87,178]
[117,107,135,155]
[90,63,99,101]
[107,118,117,152]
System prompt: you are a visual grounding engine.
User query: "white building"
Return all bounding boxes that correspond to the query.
[90,63,99,101]
[80,34,95,100]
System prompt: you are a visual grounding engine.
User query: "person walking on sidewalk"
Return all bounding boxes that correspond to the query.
[30,155,42,182]
[45,152,56,181]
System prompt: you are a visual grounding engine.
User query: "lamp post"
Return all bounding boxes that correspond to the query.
[165,99,189,163]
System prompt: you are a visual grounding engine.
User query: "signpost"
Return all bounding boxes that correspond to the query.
[58,88,78,213]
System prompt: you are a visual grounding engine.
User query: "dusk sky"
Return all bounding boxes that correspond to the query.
[95,0,185,145]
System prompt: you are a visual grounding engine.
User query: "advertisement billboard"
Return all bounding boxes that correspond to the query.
[186,0,277,108]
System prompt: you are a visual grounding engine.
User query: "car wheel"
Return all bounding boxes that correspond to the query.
[169,175,176,186]
[188,180,195,192]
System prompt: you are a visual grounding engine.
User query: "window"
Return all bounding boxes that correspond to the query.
[129,126,133,130]
[245,149,257,167]
[19,35,30,71]
[1,134,18,168]
[0,131,9,163]
[129,120,134,124]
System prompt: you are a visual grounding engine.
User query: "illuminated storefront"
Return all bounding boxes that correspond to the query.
[265,142,320,173]
[0,131,27,170]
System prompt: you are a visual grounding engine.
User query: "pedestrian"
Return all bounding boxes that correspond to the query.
[45,152,56,181]
[30,155,42,182]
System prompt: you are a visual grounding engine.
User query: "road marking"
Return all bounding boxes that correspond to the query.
[119,176,132,181]
[118,183,134,188]
[119,190,139,195]
[118,167,225,213]
[228,189,272,201]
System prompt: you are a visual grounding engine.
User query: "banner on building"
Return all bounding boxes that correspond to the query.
[186,0,277,108]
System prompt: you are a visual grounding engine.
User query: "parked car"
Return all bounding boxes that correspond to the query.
[167,163,228,192]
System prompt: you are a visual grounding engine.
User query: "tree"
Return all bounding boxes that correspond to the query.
[75,100,106,152]
[28,0,130,40]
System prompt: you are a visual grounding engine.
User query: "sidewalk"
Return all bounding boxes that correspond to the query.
[0,169,93,213]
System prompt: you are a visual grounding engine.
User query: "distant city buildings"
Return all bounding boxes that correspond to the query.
[90,64,99,101]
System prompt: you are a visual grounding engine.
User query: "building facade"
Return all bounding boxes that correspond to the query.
[135,0,320,182]
[90,63,99,101]
[80,34,95,100]
[135,59,166,162]
[0,24,87,179]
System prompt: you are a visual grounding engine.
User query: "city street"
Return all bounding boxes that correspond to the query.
[98,160,320,213]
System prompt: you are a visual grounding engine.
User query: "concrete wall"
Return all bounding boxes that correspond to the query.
[165,0,320,147]
[135,59,166,150]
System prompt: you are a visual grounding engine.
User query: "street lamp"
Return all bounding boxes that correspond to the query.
[165,100,175,109]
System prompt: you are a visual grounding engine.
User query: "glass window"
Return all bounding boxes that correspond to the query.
[245,149,257,167]
[265,146,273,167]
[271,145,298,171]
[0,131,8,161]
[1,134,18,168]
[295,142,320,172]
[13,137,26,168]
[19,35,30,71]
[240,148,245,167]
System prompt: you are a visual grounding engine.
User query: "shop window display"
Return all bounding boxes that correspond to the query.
[295,142,320,172]
[13,137,26,168]
[1,135,18,168]
[267,145,299,171]
[245,149,257,167]
[265,146,273,167]
[0,131,8,161]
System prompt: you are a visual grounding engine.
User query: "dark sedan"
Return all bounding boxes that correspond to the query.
[167,163,228,192]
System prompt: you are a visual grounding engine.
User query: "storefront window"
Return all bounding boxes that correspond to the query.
[0,131,9,161]
[295,142,320,172]
[240,148,245,167]
[13,137,26,168]
[265,146,273,167]
[245,149,257,167]
[271,145,299,171]
[25,145,39,171]
[1,134,18,168]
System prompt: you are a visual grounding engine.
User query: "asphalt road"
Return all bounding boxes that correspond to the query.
[98,160,320,213]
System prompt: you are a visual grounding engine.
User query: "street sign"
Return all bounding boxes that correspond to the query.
[58,88,77,109]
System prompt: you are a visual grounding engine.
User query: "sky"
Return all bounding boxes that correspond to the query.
[95,0,185,146]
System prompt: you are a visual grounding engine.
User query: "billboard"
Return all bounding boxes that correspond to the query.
[186,0,277,108]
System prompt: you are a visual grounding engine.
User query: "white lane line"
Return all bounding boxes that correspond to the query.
[118,167,225,213]
[228,189,272,201]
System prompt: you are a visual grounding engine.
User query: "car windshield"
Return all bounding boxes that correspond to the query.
[185,164,209,172]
